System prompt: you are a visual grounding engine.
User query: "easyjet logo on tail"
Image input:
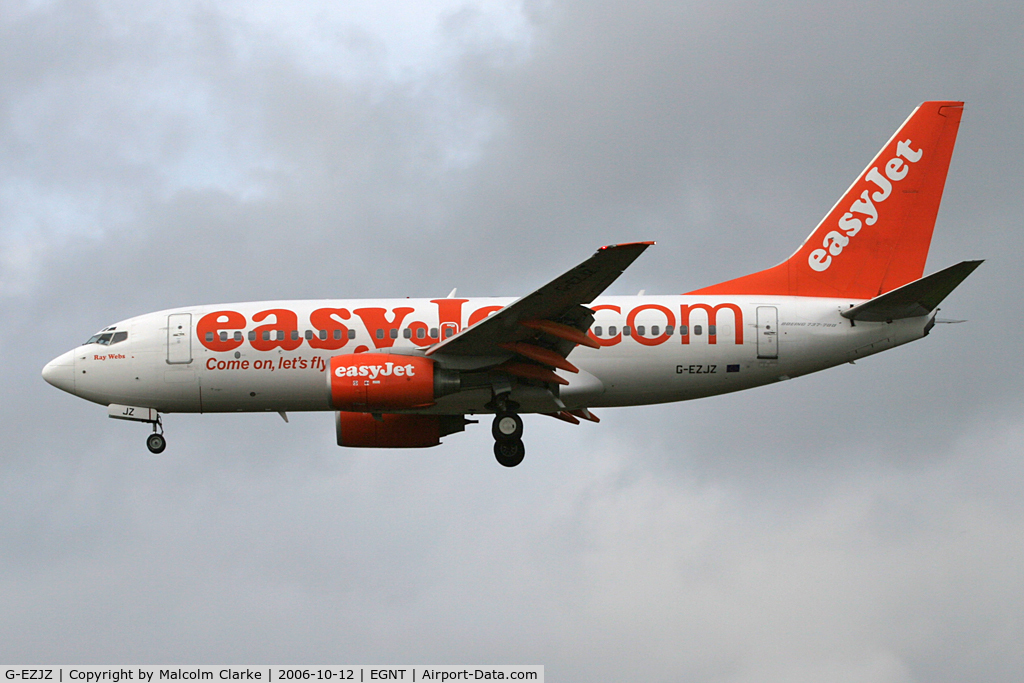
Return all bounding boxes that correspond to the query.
[808,139,923,272]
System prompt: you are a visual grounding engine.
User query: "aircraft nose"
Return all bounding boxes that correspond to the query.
[42,349,76,395]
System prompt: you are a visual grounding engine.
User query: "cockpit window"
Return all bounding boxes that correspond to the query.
[85,330,127,345]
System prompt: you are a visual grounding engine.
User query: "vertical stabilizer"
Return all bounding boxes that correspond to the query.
[689,101,963,299]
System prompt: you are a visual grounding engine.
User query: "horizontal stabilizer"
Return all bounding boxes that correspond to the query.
[841,260,982,322]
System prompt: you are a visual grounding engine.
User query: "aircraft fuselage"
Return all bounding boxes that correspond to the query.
[44,295,929,416]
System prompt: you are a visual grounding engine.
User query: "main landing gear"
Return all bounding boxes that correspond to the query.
[492,410,525,467]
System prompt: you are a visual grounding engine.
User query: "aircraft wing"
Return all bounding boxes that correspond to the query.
[426,242,653,364]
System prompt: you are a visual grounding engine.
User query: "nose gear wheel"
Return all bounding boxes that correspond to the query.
[146,432,167,454]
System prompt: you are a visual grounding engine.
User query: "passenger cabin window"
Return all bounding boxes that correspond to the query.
[694,325,703,336]
[608,326,617,336]
[333,329,342,340]
[430,327,438,339]
[248,331,256,341]
[651,325,659,336]
[376,329,384,340]
[623,326,631,336]
[665,326,674,335]
[708,325,717,336]
[680,325,688,336]
[594,326,602,336]
[417,328,425,339]
[403,329,412,339]
[390,329,398,339]
[348,329,356,340]
[637,325,646,336]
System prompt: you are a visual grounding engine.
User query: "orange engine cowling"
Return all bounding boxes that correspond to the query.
[329,354,437,411]
[336,412,467,448]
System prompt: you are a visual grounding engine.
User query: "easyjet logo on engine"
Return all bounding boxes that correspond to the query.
[334,362,416,379]
[329,354,436,411]
[808,139,923,272]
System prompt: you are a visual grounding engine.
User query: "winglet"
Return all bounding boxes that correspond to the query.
[599,241,656,251]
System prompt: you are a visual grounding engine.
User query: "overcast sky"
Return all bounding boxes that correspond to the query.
[3,0,1024,680]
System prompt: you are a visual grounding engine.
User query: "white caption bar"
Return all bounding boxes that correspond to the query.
[1,667,542,683]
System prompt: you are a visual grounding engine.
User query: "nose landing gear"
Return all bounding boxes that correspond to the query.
[146,414,166,454]
[107,404,167,454]
[492,410,525,467]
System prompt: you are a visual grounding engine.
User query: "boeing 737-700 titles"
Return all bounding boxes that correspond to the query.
[43,101,980,467]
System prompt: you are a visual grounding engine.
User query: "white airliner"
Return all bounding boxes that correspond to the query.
[43,101,980,466]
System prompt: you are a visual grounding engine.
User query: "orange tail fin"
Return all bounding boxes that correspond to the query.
[690,101,963,299]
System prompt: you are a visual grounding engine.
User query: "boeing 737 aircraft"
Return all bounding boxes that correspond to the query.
[43,101,979,466]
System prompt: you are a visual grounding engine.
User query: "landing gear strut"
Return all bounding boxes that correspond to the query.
[492,410,525,467]
[146,414,166,454]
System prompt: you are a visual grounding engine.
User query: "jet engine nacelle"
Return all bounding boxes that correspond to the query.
[329,353,458,411]
[336,412,467,448]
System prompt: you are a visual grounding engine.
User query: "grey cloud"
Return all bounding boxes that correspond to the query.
[3,0,1024,680]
